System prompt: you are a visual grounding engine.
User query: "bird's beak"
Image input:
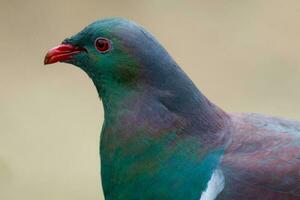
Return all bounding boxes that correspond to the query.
[44,44,85,65]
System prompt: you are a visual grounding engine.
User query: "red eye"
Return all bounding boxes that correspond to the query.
[95,38,111,53]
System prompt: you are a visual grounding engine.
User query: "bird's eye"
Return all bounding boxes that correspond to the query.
[95,37,112,53]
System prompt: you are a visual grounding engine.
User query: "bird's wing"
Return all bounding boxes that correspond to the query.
[219,113,300,200]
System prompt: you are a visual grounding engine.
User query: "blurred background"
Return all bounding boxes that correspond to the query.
[1,0,300,199]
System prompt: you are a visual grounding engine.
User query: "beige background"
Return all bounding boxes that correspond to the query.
[1,0,300,199]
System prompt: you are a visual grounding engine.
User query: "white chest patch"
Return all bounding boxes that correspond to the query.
[199,169,225,200]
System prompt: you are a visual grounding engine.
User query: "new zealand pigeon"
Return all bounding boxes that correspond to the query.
[44,18,300,200]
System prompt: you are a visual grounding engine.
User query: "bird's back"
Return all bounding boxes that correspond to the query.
[219,113,300,200]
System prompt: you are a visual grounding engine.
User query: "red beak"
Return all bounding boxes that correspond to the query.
[44,44,85,65]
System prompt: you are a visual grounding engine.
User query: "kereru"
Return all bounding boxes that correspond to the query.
[44,18,300,200]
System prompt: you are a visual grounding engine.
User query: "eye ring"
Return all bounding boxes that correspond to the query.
[95,37,112,53]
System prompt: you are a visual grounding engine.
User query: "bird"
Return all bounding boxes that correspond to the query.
[44,18,300,200]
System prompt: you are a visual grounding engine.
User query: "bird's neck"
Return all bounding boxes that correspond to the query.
[92,63,231,145]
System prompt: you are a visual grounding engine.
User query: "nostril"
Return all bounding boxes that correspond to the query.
[82,47,88,53]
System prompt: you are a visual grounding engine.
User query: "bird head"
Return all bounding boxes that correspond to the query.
[44,18,175,95]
